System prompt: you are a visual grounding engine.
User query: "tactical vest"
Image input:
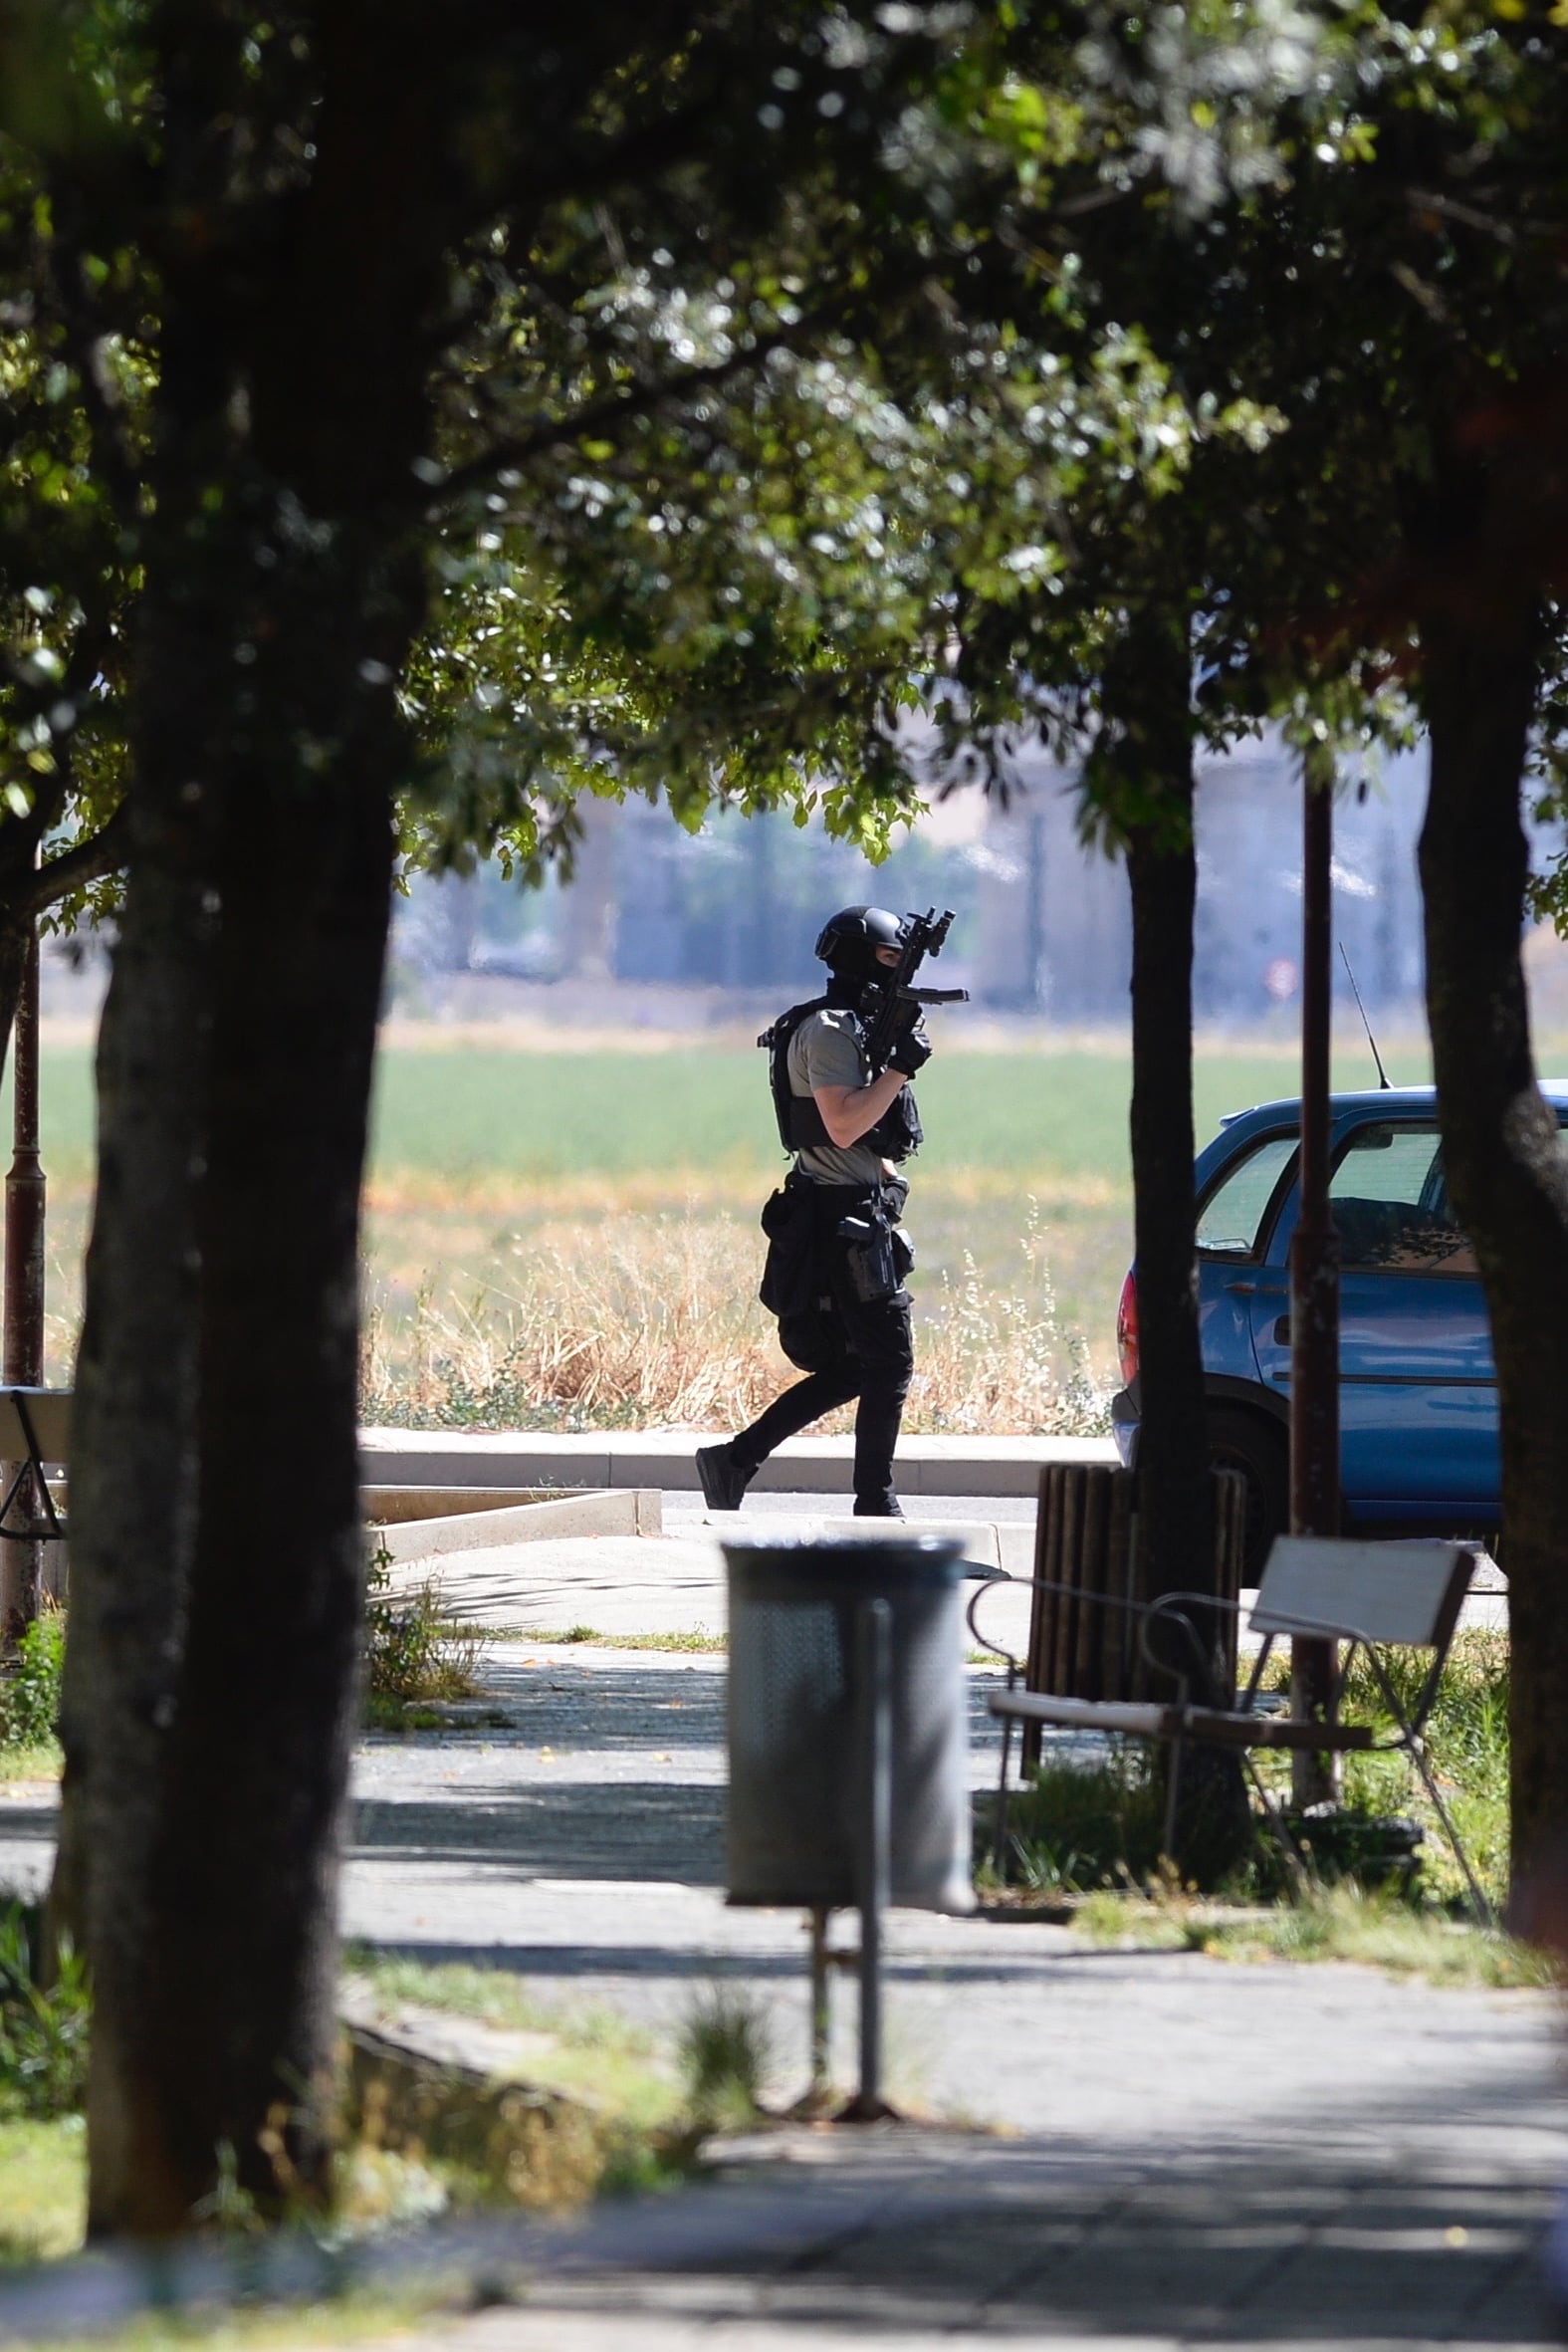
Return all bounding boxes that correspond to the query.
[758,997,922,1162]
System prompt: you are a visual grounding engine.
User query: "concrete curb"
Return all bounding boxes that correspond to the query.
[359,1427,1117,1498]
[365,1487,664,1569]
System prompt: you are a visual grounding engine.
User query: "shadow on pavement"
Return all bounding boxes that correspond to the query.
[459,1661,728,1752]
[509,2111,1567,2345]
[350,1783,727,1883]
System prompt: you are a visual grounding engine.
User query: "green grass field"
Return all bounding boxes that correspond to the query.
[369,1033,1435,1186]
[12,1031,1436,1189]
[9,1027,1440,1395]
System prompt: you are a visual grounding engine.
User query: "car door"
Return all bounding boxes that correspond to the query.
[1247,1117,1497,1519]
[1195,1126,1301,1384]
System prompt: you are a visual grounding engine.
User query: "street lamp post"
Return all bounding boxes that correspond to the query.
[1289,746,1341,1804]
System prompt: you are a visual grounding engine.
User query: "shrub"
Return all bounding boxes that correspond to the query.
[0,1614,63,1750]
[0,1909,89,2119]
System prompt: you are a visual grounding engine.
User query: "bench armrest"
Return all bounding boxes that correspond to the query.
[966,1575,1227,1708]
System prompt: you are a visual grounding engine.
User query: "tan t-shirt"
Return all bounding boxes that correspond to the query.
[786,1007,888,1186]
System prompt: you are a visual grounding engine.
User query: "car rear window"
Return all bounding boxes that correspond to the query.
[1197,1132,1298,1256]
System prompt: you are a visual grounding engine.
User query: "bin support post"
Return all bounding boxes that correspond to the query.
[841,1597,896,2122]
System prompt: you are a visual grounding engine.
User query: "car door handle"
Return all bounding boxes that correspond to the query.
[1273,1315,1291,1346]
[1224,1282,1256,1295]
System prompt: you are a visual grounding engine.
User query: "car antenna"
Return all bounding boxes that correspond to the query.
[1339,945,1391,1090]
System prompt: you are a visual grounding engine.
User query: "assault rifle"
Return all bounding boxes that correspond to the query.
[860,907,969,1072]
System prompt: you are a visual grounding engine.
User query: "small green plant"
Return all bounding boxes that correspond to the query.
[677,1984,772,2131]
[995,1744,1168,1895]
[0,1908,90,2120]
[0,1613,64,1751]
[362,1546,484,1716]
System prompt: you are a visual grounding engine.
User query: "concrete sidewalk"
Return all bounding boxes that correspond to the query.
[360,1426,1119,1497]
[408,2111,1566,2350]
[0,1639,1552,2346]
[381,1507,1038,1644]
[329,1643,1558,2351]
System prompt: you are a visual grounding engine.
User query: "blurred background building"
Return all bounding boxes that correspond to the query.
[388,733,1437,1029]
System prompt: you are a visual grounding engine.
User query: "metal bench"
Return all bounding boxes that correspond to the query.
[974,1533,1490,1923]
[0,1388,70,1548]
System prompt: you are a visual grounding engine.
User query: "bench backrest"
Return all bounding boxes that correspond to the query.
[1249,1535,1473,1651]
[0,1389,72,1465]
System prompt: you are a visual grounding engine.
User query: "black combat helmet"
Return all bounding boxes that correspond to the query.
[813,905,906,980]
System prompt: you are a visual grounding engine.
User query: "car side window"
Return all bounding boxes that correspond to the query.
[1197,1133,1299,1257]
[1328,1124,1476,1274]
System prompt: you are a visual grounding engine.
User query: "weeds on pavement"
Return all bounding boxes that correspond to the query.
[677,1985,773,2131]
[362,1549,486,1725]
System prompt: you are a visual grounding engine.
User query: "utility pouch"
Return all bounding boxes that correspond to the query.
[760,1185,798,1241]
[891,1224,915,1284]
[759,1180,818,1321]
[837,1210,899,1303]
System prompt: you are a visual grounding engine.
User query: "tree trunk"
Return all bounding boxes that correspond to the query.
[63,532,410,2234]
[149,648,394,2225]
[1102,608,1247,1884]
[1419,594,1568,1901]
[55,11,449,2232]
[1106,614,1216,1636]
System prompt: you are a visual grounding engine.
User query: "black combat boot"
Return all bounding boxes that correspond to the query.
[696,1441,754,1514]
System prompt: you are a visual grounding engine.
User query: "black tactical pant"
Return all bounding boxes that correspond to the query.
[737,1180,914,1516]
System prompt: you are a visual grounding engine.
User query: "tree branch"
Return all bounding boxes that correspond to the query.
[23,795,131,920]
[433,322,817,505]
[433,255,942,508]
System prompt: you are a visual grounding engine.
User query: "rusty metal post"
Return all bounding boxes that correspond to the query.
[1289,747,1340,1805]
[3,928,45,1632]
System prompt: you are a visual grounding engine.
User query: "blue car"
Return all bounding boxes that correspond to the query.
[1110,1083,1568,1574]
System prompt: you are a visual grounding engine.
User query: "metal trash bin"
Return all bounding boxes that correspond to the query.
[724,1533,974,1916]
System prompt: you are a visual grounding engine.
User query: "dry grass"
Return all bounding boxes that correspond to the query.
[361,1203,1109,1437]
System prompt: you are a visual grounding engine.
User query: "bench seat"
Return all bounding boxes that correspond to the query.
[991,1689,1377,1751]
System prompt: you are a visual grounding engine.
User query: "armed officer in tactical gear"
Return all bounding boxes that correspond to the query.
[696,905,932,1520]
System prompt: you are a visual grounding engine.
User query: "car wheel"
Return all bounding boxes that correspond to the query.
[1207,1407,1288,1583]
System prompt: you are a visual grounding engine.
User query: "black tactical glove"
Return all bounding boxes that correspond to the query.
[889,1017,932,1076]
